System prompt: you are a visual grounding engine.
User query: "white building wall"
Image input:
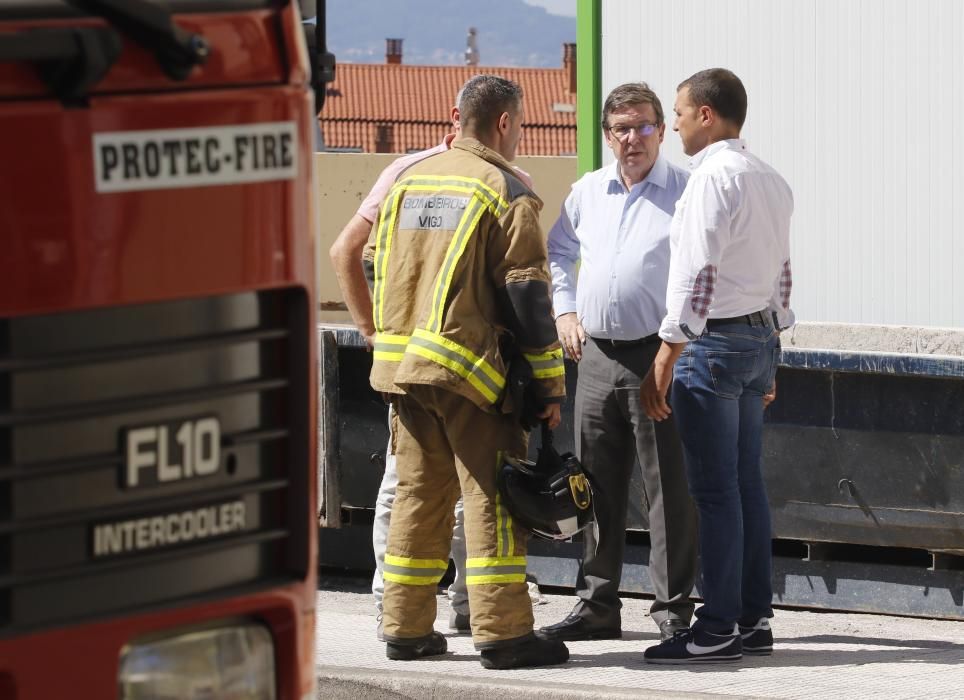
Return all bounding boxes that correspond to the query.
[600,0,963,329]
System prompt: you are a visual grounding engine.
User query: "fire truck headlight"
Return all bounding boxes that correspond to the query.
[118,622,276,699]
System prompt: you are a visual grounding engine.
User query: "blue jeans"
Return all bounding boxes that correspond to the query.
[671,321,780,632]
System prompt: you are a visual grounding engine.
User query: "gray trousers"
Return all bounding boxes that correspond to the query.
[574,336,698,625]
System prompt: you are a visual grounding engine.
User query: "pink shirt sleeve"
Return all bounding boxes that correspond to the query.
[355,140,451,223]
[513,165,533,190]
[356,156,417,223]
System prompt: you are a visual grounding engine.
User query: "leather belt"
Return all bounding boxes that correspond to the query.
[705,310,771,329]
[590,333,660,348]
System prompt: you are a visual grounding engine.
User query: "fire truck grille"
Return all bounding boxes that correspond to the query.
[0,290,310,636]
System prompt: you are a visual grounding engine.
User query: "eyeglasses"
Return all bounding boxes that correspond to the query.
[608,122,658,139]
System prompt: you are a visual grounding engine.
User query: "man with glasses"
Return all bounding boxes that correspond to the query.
[539,82,698,644]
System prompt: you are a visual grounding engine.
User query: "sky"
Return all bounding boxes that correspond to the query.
[523,0,577,18]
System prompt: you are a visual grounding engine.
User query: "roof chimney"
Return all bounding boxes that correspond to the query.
[464,27,479,66]
[386,38,403,65]
[375,124,395,153]
[563,43,576,94]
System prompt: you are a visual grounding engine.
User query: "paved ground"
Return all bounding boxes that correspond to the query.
[315,575,964,699]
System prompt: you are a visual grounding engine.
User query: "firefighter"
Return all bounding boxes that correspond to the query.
[362,74,569,670]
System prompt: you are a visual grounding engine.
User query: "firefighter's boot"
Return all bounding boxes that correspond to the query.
[479,633,570,670]
[386,631,448,661]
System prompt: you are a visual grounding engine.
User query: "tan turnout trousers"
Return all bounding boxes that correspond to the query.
[382,385,533,648]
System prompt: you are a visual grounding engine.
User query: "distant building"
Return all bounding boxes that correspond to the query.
[319,39,577,156]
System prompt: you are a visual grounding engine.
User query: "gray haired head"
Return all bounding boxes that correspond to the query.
[602,82,665,129]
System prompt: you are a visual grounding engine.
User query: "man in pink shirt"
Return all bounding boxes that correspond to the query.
[331,129,457,347]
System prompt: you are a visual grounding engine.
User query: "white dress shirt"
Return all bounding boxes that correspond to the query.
[549,156,689,340]
[659,139,794,343]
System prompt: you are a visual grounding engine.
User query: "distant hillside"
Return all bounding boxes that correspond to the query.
[327,0,577,68]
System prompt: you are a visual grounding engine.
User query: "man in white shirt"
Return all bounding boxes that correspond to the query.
[539,83,698,644]
[641,68,794,664]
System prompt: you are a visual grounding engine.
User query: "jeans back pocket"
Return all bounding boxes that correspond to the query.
[705,349,760,399]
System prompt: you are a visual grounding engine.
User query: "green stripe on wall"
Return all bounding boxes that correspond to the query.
[576,0,601,175]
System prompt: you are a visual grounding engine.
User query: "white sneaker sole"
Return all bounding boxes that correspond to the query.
[743,646,773,655]
[645,653,743,664]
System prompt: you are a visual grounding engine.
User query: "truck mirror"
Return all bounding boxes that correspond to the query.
[298,0,335,115]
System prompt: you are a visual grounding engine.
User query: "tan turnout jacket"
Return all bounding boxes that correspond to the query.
[363,137,565,412]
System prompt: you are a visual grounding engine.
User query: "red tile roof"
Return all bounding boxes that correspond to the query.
[319,63,577,156]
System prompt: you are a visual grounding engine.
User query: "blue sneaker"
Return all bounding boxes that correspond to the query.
[644,624,742,664]
[739,617,773,655]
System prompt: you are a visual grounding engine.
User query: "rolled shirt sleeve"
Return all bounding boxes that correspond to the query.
[659,172,733,342]
[767,258,796,330]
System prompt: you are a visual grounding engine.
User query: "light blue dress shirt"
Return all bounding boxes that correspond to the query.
[548,155,689,340]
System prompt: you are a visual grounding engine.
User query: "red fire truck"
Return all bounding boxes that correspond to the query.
[0,1,330,697]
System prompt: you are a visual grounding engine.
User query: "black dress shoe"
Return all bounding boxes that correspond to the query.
[659,618,690,641]
[537,612,621,641]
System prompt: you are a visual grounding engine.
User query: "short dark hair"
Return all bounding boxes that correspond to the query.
[458,75,523,134]
[678,68,747,128]
[601,82,664,129]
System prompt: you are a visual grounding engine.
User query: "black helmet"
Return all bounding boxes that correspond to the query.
[497,424,596,541]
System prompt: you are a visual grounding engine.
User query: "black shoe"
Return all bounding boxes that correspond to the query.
[739,617,773,655]
[385,631,448,661]
[644,624,742,664]
[658,618,690,641]
[449,609,471,634]
[537,612,621,642]
[480,634,570,670]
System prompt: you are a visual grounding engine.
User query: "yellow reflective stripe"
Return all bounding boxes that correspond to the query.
[408,329,505,404]
[523,349,563,363]
[502,495,515,556]
[385,574,439,585]
[383,554,448,586]
[390,183,491,215]
[494,451,515,557]
[413,329,503,387]
[373,187,405,332]
[374,333,410,362]
[465,556,527,568]
[466,573,527,585]
[523,349,565,379]
[498,493,512,557]
[495,451,505,556]
[396,175,509,215]
[426,197,486,333]
[373,176,508,338]
[407,345,498,404]
[385,554,448,569]
[384,573,443,585]
[465,555,527,586]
